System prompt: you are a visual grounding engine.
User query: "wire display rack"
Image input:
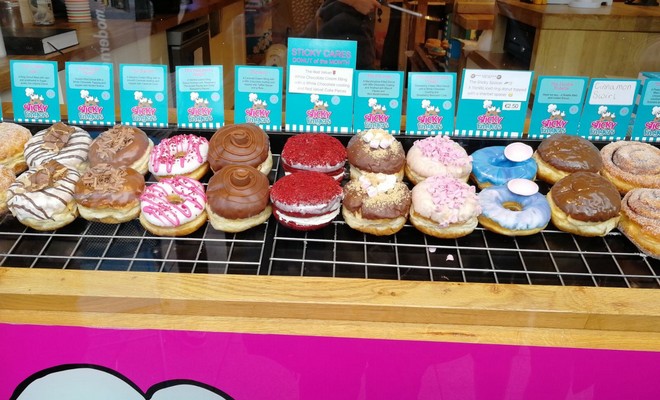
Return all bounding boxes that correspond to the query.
[1,130,658,289]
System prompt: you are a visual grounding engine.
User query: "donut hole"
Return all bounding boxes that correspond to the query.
[174,151,187,160]
[502,201,523,212]
[167,194,184,205]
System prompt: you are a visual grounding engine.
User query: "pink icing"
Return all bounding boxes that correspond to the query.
[140,176,206,226]
[414,135,470,166]
[426,175,479,212]
[149,134,208,175]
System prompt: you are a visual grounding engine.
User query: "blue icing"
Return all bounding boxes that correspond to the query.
[471,146,537,187]
[479,186,551,231]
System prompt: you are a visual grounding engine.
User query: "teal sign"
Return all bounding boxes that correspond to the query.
[405,72,456,135]
[234,66,282,131]
[175,65,224,129]
[578,78,639,141]
[354,70,403,134]
[528,76,588,138]
[119,64,168,128]
[631,78,660,142]
[10,60,61,124]
[65,62,115,126]
[285,38,356,133]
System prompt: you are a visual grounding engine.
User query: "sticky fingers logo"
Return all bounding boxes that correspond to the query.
[12,364,235,400]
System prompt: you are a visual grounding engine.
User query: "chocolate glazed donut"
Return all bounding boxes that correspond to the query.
[207,165,270,219]
[208,124,271,173]
[88,125,152,172]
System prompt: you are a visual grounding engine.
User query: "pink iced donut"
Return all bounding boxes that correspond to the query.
[148,134,209,180]
[405,135,472,185]
[139,176,207,236]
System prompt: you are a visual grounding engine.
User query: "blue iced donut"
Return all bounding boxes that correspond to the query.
[478,185,551,236]
[471,146,537,189]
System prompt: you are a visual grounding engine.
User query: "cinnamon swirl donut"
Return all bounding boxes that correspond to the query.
[618,188,659,259]
[206,165,271,232]
[88,125,153,174]
[208,124,272,175]
[601,141,660,194]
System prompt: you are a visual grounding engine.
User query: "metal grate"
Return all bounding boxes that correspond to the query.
[1,131,658,288]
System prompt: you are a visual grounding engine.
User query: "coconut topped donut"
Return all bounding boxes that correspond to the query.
[0,122,32,174]
[405,135,472,185]
[24,122,91,171]
[88,125,153,174]
[208,123,272,175]
[281,133,347,181]
[347,129,405,180]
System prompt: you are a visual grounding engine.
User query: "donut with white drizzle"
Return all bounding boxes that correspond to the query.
[24,122,91,171]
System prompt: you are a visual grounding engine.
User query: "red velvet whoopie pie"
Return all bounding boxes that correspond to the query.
[280,133,347,182]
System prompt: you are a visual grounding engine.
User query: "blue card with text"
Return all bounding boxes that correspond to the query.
[119,64,168,128]
[234,66,283,131]
[10,60,61,124]
[578,78,639,141]
[285,38,356,133]
[353,70,403,134]
[176,65,224,129]
[405,72,456,135]
[65,62,115,126]
[631,78,660,142]
[528,76,588,138]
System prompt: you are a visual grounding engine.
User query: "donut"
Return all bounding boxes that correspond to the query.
[548,172,620,237]
[410,175,481,238]
[148,134,209,180]
[478,182,551,236]
[470,143,537,189]
[618,188,660,259]
[270,171,342,231]
[346,129,405,181]
[139,176,207,236]
[206,165,271,233]
[600,141,660,194]
[0,122,32,174]
[208,123,272,175]
[24,122,91,171]
[0,165,17,215]
[88,125,153,174]
[280,133,347,181]
[7,160,80,231]
[74,164,145,224]
[342,173,411,236]
[532,134,602,184]
[405,135,472,185]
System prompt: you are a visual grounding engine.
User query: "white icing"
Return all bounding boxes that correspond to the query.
[24,126,91,169]
[140,177,206,227]
[148,135,209,177]
[504,142,533,163]
[7,167,80,221]
[507,178,539,196]
[275,207,340,226]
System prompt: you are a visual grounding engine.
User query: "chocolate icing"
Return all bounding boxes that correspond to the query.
[28,160,68,191]
[42,122,75,152]
[74,164,145,208]
[343,179,411,220]
[206,165,270,219]
[89,125,150,167]
[208,124,269,172]
[551,172,621,222]
[537,134,602,173]
[346,134,405,174]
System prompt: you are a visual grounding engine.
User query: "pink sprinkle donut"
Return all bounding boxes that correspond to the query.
[148,134,209,180]
[139,176,207,236]
[405,135,472,185]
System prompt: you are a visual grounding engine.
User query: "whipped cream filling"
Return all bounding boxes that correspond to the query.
[275,207,340,226]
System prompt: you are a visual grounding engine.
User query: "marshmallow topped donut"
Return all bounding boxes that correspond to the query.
[0,122,32,174]
[206,165,271,233]
[533,134,602,184]
[208,123,272,175]
[601,141,660,194]
[88,125,153,174]
[148,134,209,180]
[74,164,145,224]
[405,135,472,185]
[7,160,80,231]
[139,176,207,236]
[0,165,17,215]
[410,175,481,238]
[346,129,406,181]
[281,133,347,181]
[24,122,92,171]
[618,188,660,259]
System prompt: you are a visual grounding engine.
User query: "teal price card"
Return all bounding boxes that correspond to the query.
[176,65,224,129]
[455,69,533,138]
[528,76,588,138]
[353,70,403,134]
[10,60,61,124]
[631,78,660,142]
[65,62,115,126]
[285,38,357,133]
[405,72,456,136]
[578,78,639,141]
[119,64,168,128]
[234,66,282,131]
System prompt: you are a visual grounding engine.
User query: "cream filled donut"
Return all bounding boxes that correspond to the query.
[7,160,80,231]
[0,165,17,215]
[601,141,660,194]
[0,122,32,174]
[139,176,207,236]
[405,135,472,185]
[24,122,92,171]
[148,134,209,180]
[410,175,481,238]
[88,125,154,174]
